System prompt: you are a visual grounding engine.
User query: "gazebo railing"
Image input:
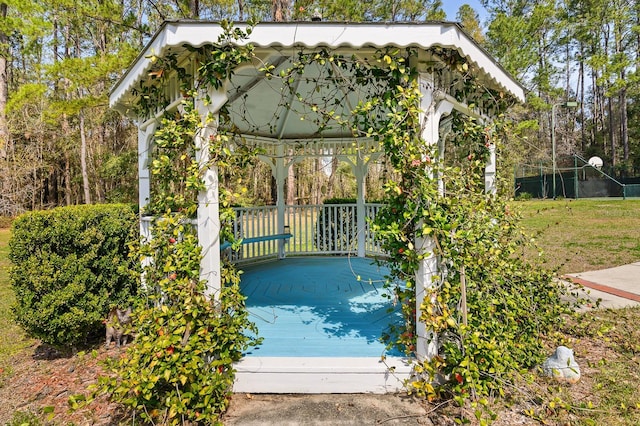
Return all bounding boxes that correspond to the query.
[227,204,385,263]
[140,204,386,264]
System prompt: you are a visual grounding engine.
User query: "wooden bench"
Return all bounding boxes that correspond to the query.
[220,233,293,251]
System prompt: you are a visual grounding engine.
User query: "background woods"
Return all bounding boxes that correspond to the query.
[1,0,640,215]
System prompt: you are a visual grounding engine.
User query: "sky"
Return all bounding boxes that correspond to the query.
[442,0,488,23]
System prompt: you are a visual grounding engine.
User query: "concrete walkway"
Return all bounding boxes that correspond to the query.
[564,262,640,309]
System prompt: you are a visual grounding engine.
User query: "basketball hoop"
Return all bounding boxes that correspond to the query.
[587,156,604,170]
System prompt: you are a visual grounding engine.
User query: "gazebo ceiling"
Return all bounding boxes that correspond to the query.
[227,54,376,142]
[110,21,525,146]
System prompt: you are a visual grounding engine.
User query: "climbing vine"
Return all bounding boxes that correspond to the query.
[92,22,261,425]
[262,46,579,423]
[366,65,579,422]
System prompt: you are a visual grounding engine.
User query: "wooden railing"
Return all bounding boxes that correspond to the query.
[140,204,386,264]
[228,204,385,263]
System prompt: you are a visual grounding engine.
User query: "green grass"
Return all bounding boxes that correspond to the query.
[510,199,640,425]
[0,229,34,385]
[515,199,640,275]
[532,306,640,426]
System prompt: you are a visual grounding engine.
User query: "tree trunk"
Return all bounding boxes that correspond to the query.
[327,155,339,199]
[286,157,295,205]
[238,0,244,20]
[61,110,73,205]
[620,84,629,162]
[615,15,629,164]
[0,3,8,160]
[272,0,290,21]
[64,154,72,205]
[189,0,199,18]
[579,42,585,152]
[607,96,616,167]
[79,109,91,204]
[312,158,322,204]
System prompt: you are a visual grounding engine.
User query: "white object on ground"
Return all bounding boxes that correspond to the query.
[542,346,581,383]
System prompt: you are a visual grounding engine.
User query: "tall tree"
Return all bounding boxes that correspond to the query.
[0,2,7,160]
[272,0,290,21]
[456,4,485,43]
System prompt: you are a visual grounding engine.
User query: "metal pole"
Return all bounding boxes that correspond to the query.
[552,103,558,199]
[540,161,544,198]
[574,155,579,199]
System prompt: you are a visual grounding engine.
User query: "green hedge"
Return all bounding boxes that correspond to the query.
[9,204,139,349]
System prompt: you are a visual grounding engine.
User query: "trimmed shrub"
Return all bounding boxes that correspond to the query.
[9,204,139,349]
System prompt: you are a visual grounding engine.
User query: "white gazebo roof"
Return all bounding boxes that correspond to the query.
[110,21,525,126]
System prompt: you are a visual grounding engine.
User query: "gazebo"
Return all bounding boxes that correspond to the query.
[110,21,525,393]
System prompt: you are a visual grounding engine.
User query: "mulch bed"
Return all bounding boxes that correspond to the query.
[0,342,126,425]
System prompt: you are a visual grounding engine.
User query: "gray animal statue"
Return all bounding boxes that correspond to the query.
[105,306,132,348]
[541,345,581,383]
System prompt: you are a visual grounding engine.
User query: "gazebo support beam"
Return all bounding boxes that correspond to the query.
[275,144,288,259]
[415,73,456,361]
[485,143,497,194]
[258,143,291,260]
[196,87,227,299]
[355,154,367,258]
[138,120,157,215]
[137,121,158,285]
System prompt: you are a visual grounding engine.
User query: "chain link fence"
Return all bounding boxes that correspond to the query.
[515,155,640,199]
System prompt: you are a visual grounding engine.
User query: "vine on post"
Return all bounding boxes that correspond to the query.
[366,61,580,423]
[91,22,260,425]
[262,46,579,423]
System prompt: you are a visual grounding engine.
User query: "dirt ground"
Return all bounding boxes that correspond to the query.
[0,341,539,426]
[0,334,611,426]
[0,342,126,425]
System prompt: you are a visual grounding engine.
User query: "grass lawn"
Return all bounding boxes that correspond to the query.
[516,198,640,275]
[0,229,34,385]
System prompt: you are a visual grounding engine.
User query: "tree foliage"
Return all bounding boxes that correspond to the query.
[483,0,640,176]
[2,0,639,213]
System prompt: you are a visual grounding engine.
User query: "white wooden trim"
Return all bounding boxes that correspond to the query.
[137,122,157,211]
[485,143,497,194]
[234,357,413,394]
[275,144,287,259]
[354,155,367,258]
[415,73,448,362]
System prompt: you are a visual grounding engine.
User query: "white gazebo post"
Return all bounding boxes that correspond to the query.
[275,143,287,259]
[485,143,497,194]
[137,122,157,213]
[414,72,455,361]
[258,143,290,259]
[138,120,157,280]
[195,87,228,299]
[354,154,367,258]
